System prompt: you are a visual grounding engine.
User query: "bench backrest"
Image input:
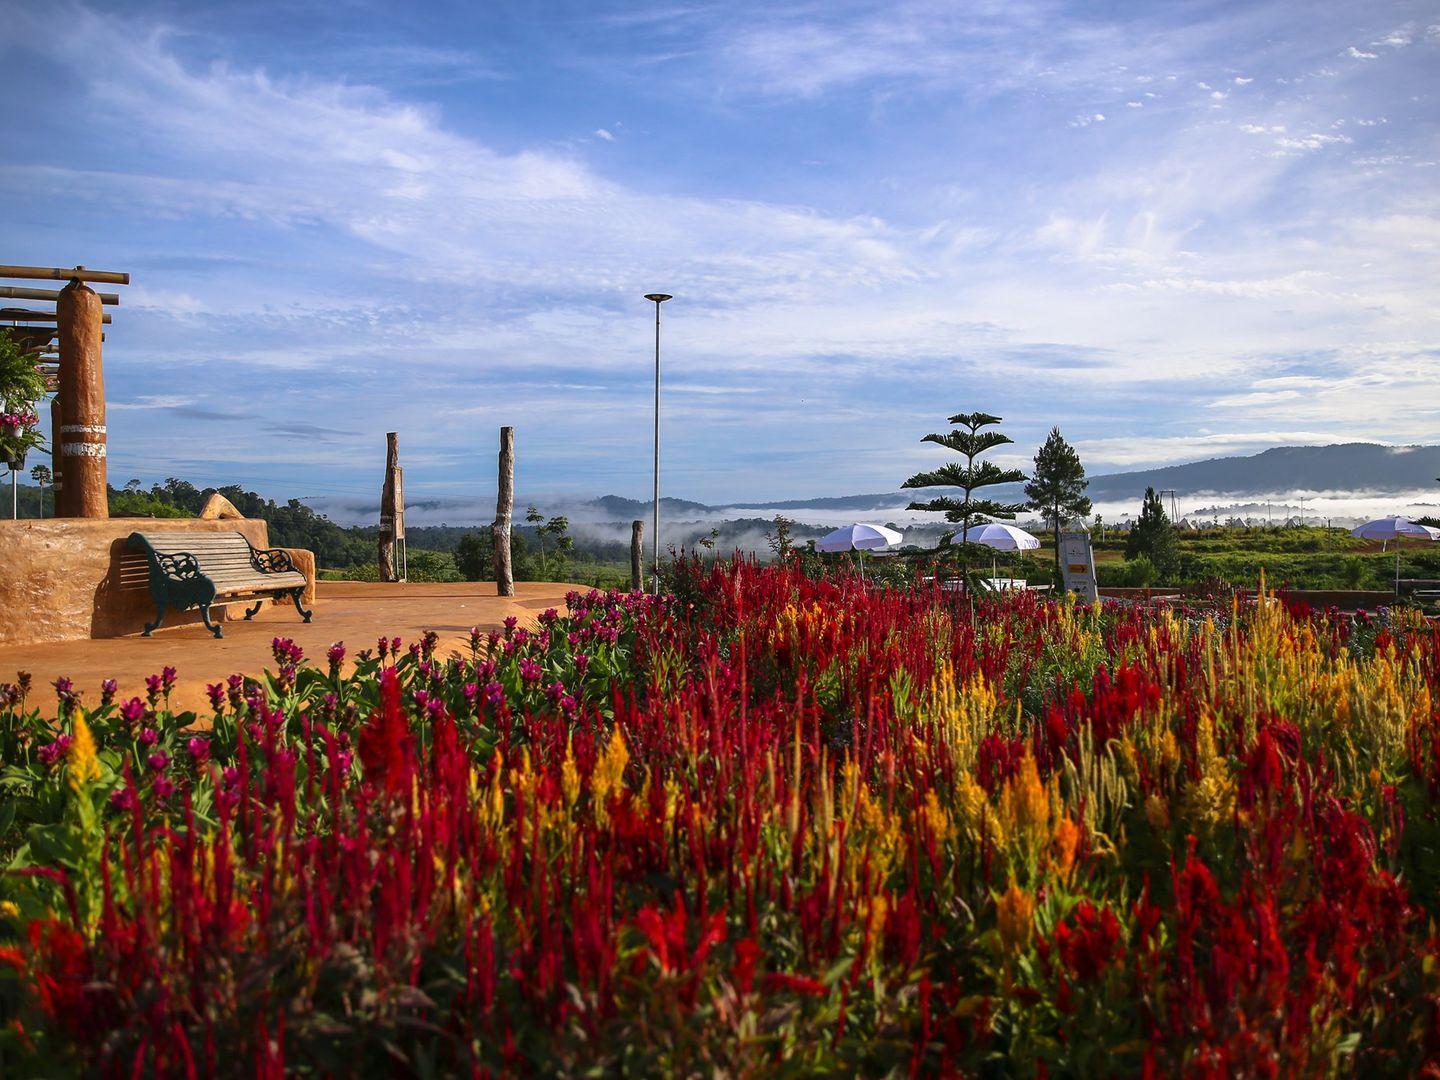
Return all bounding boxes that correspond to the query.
[133,531,256,574]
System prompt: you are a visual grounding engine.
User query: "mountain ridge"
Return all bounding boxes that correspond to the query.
[586,443,1440,516]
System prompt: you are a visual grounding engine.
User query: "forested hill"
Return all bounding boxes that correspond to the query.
[97,479,521,569]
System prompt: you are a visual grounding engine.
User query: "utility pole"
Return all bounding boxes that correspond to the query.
[644,293,672,595]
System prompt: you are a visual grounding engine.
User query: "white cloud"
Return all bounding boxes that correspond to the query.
[1346,46,1379,59]
[594,128,615,141]
[1234,76,1253,84]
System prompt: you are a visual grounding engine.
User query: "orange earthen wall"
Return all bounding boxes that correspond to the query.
[0,519,314,647]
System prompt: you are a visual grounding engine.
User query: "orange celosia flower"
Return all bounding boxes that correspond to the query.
[1052,816,1081,879]
[996,882,1035,955]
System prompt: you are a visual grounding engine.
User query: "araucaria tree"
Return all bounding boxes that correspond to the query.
[1126,486,1179,574]
[902,411,1025,579]
[1025,427,1092,581]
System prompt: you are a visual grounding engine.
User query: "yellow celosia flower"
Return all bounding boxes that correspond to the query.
[920,789,954,847]
[996,882,1035,955]
[592,726,630,821]
[561,739,581,808]
[999,752,1050,859]
[67,711,101,790]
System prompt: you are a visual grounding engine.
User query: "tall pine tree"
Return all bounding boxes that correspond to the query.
[1024,427,1092,582]
[1125,486,1179,574]
[902,411,1026,581]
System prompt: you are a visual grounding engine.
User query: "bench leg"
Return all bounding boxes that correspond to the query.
[142,600,167,637]
[290,588,312,623]
[199,602,224,639]
[243,600,264,620]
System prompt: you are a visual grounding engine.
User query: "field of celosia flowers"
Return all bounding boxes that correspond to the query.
[2,561,1440,1075]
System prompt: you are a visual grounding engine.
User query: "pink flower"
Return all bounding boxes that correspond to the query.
[37,736,72,767]
[186,737,210,764]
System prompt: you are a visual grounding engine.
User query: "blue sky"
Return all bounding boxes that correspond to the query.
[3,0,1437,513]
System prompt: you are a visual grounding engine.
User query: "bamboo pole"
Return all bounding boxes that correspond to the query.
[0,265,129,284]
[0,308,111,324]
[379,432,399,582]
[631,519,644,591]
[0,287,120,305]
[493,426,514,597]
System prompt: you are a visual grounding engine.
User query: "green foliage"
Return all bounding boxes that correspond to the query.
[766,515,796,561]
[1125,487,1179,573]
[404,549,461,583]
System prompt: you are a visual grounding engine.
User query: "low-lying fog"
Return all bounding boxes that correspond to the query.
[308,489,1440,554]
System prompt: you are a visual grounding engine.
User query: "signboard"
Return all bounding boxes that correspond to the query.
[1058,526,1099,604]
[392,466,405,540]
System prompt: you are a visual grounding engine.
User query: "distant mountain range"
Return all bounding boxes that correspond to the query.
[584,443,1440,518]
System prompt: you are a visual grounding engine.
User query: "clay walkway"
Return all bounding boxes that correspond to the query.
[0,580,581,715]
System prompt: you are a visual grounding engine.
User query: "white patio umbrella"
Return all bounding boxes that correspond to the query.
[958,523,1041,551]
[815,523,904,552]
[815,523,903,580]
[1351,516,1437,591]
[958,522,1041,587]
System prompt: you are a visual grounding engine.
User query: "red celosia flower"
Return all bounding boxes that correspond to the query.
[357,667,413,798]
[1054,901,1122,982]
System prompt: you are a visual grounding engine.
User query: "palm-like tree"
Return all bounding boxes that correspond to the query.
[902,411,1026,584]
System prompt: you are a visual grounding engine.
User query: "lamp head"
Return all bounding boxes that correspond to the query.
[644,293,673,303]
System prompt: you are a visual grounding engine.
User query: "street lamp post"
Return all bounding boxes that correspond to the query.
[644,293,672,595]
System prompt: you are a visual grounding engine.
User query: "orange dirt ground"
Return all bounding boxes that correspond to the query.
[0,580,581,715]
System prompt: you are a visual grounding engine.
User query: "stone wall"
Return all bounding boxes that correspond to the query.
[0,518,314,646]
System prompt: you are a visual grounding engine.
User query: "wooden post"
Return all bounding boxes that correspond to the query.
[379,432,399,582]
[493,426,515,597]
[55,279,107,517]
[631,520,644,591]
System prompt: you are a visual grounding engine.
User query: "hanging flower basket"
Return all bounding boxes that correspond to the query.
[0,411,40,473]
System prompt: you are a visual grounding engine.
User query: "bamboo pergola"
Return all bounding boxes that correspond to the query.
[1,264,130,517]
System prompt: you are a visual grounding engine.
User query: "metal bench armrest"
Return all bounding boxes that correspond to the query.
[252,547,296,574]
[155,551,201,580]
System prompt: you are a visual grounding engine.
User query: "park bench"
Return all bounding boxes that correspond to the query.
[127,531,312,639]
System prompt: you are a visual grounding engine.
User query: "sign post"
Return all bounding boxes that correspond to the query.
[1058,520,1099,604]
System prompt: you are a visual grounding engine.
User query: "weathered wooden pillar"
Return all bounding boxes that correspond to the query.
[49,395,62,509]
[379,432,399,582]
[55,278,107,517]
[631,520,644,591]
[493,426,514,597]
